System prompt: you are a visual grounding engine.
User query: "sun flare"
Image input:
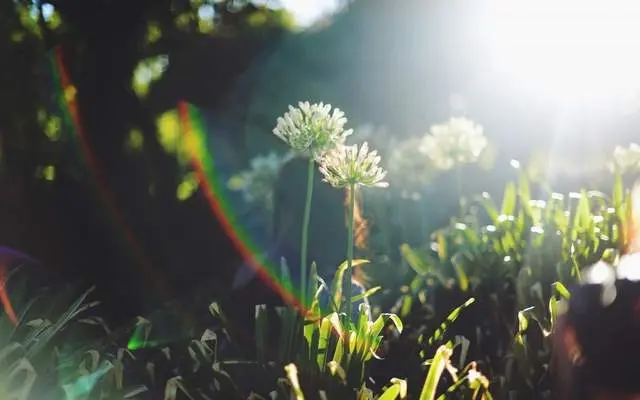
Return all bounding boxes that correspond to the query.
[486,0,640,106]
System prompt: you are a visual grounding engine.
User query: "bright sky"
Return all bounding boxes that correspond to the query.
[279,0,342,27]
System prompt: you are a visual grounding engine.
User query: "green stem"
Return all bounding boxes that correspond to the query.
[456,165,463,210]
[345,184,356,328]
[300,158,315,308]
[420,198,427,243]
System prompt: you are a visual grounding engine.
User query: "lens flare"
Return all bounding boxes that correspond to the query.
[50,45,307,317]
[0,268,16,325]
[0,248,39,326]
[487,0,640,106]
[49,46,170,299]
[177,101,305,313]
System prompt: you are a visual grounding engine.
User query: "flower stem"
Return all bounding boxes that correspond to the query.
[345,184,356,328]
[456,165,463,210]
[300,158,315,308]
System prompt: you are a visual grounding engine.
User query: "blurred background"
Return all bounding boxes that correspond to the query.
[3,0,640,325]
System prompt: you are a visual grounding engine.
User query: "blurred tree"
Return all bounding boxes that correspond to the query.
[0,0,295,322]
[229,0,637,183]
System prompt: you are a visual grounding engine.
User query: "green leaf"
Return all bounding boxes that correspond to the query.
[517,308,530,333]
[501,182,517,217]
[317,317,331,371]
[367,336,383,361]
[549,297,559,329]
[386,313,404,335]
[349,331,357,355]
[358,384,375,400]
[428,298,475,346]
[400,244,430,276]
[327,312,343,338]
[399,295,412,318]
[284,364,305,400]
[331,324,344,366]
[308,262,319,311]
[327,360,346,384]
[518,171,531,204]
[1,353,36,400]
[436,232,447,262]
[164,376,193,400]
[332,259,370,312]
[26,286,96,358]
[356,303,370,356]
[370,313,404,341]
[573,191,591,234]
[42,165,55,181]
[351,286,381,303]
[419,344,453,400]
[378,378,407,400]
[552,282,571,299]
[451,254,469,292]
[613,169,624,207]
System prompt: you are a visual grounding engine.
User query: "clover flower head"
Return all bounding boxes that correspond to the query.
[273,101,353,160]
[419,117,487,171]
[318,141,388,189]
[612,143,640,172]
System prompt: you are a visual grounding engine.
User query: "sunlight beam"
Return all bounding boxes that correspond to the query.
[486,0,640,107]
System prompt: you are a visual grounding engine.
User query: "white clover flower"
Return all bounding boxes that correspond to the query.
[419,117,487,171]
[611,143,640,172]
[318,142,388,189]
[228,151,293,210]
[273,101,353,160]
[387,136,437,189]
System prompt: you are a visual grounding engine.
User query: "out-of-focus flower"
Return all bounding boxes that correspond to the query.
[228,151,293,211]
[273,101,353,160]
[319,142,388,189]
[387,136,437,190]
[419,117,487,171]
[611,143,640,172]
